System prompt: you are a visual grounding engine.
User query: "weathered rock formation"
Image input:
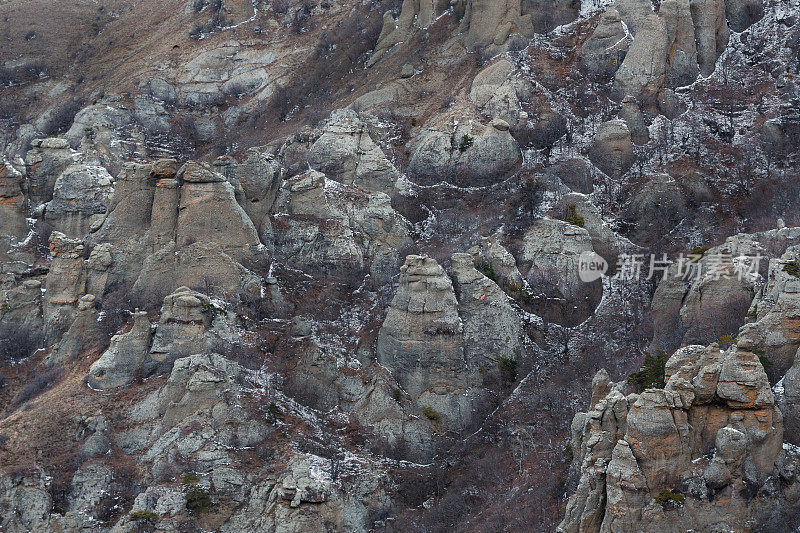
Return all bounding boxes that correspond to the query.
[44,163,114,239]
[86,310,152,390]
[308,109,400,194]
[518,218,603,325]
[560,343,799,532]
[272,169,411,279]
[588,120,635,178]
[407,117,521,186]
[376,255,479,431]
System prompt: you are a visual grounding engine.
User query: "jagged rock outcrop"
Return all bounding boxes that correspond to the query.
[272,169,411,279]
[781,347,800,446]
[613,13,670,100]
[467,235,525,290]
[377,255,487,432]
[147,286,235,376]
[49,294,103,363]
[662,0,700,87]
[44,163,114,238]
[651,227,800,355]
[0,159,29,263]
[555,194,621,271]
[470,60,535,126]
[619,95,651,144]
[546,159,595,195]
[214,149,284,239]
[738,244,800,376]
[560,343,798,533]
[308,109,399,194]
[581,8,633,81]
[90,159,264,304]
[518,219,603,325]
[63,102,144,165]
[451,252,523,373]
[690,0,730,77]
[86,310,152,390]
[615,0,654,34]
[461,0,579,48]
[44,232,87,342]
[612,0,756,102]
[24,138,74,208]
[589,120,635,178]
[407,118,521,186]
[368,0,450,66]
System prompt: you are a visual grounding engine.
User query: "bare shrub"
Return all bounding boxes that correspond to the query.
[12,367,64,406]
[0,323,44,361]
[292,1,313,34]
[41,99,84,137]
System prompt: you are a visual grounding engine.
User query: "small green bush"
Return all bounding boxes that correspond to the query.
[690,246,710,257]
[392,388,402,403]
[565,204,585,228]
[753,349,773,369]
[654,489,685,510]
[130,509,158,525]
[627,350,669,391]
[185,484,213,514]
[784,261,800,278]
[562,444,574,463]
[476,260,500,284]
[458,134,474,153]
[422,406,440,422]
[498,356,517,383]
[130,510,158,521]
[130,509,158,532]
[266,402,285,424]
[202,302,225,316]
[182,472,200,485]
[719,334,736,349]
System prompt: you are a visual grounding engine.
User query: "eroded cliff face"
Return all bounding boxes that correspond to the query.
[560,343,800,532]
[0,0,798,530]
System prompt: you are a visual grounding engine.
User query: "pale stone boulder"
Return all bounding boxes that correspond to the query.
[589,120,635,178]
[450,253,523,374]
[581,7,633,80]
[308,109,399,194]
[662,0,700,87]
[689,0,730,77]
[407,119,521,187]
[86,310,152,390]
[614,0,654,34]
[613,14,669,100]
[44,163,114,239]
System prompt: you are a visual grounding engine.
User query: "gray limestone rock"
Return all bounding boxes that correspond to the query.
[407,119,521,187]
[613,14,669,100]
[589,120,635,178]
[308,109,399,194]
[581,8,633,81]
[44,163,114,239]
[86,310,152,389]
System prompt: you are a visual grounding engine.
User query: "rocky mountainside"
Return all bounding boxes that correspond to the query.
[0,0,799,531]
